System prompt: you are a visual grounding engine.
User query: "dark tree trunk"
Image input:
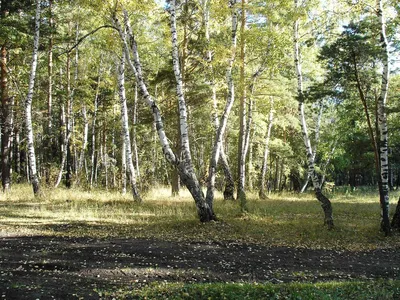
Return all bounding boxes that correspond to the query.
[220,149,235,200]
[315,188,334,229]
[391,197,400,230]
[1,45,11,192]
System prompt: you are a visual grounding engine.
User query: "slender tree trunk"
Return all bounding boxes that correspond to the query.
[114,7,215,221]
[205,0,238,204]
[301,100,323,192]
[204,0,236,200]
[1,45,11,192]
[121,133,127,194]
[44,0,54,185]
[55,53,74,188]
[376,0,391,235]
[294,0,333,228]
[132,84,140,183]
[274,155,279,191]
[77,104,89,183]
[90,70,100,188]
[321,142,336,186]
[237,0,247,211]
[25,0,41,196]
[259,98,274,199]
[118,54,141,202]
[65,42,73,188]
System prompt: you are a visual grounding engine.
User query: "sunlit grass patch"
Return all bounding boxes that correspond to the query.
[1,184,400,250]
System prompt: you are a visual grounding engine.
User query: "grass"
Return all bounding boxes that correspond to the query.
[2,184,400,299]
[96,280,400,299]
[1,184,400,251]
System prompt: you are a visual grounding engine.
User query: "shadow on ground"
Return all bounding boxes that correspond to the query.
[1,230,400,299]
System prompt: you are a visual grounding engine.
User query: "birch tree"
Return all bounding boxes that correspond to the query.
[25,0,41,195]
[376,0,390,235]
[113,6,216,221]
[117,54,141,202]
[203,0,236,200]
[294,0,333,229]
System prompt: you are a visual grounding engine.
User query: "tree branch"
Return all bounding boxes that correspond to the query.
[58,25,117,56]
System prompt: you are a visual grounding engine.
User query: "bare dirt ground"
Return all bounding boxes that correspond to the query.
[1,233,400,299]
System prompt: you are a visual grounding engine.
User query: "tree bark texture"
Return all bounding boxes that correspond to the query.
[24,0,41,196]
[376,0,390,236]
[118,54,141,202]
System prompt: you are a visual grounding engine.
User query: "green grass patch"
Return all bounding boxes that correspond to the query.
[97,280,400,299]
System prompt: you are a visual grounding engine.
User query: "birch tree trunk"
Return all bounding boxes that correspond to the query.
[90,70,100,188]
[237,0,247,211]
[121,133,127,194]
[203,0,236,200]
[259,97,274,199]
[294,0,333,228]
[132,84,140,182]
[43,0,54,185]
[205,0,238,208]
[118,55,141,202]
[301,100,323,193]
[376,0,390,235]
[114,7,215,221]
[25,0,41,196]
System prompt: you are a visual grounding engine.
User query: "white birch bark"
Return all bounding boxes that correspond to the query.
[376,0,390,235]
[121,132,127,195]
[132,84,140,181]
[294,0,333,228]
[169,1,192,172]
[117,54,141,202]
[205,0,238,206]
[259,97,274,199]
[301,99,323,193]
[25,0,41,195]
[113,8,215,221]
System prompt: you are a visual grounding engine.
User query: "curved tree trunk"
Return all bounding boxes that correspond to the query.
[204,0,236,201]
[114,7,215,222]
[25,0,41,196]
[294,0,333,229]
[205,0,238,206]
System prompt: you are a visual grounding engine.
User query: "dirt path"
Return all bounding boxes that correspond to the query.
[1,235,399,299]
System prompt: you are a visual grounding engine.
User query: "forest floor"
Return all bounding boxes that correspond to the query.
[1,232,400,299]
[1,185,400,298]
